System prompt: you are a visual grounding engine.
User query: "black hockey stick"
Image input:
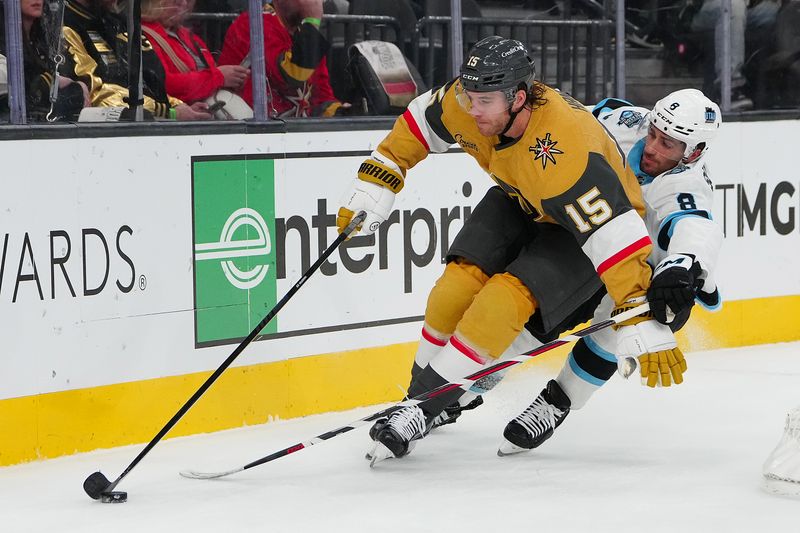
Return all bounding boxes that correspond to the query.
[180,302,649,480]
[83,211,367,502]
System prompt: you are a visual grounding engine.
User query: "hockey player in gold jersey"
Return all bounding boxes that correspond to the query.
[336,36,686,464]
[499,90,724,456]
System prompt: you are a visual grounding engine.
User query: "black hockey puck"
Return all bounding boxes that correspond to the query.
[100,491,128,503]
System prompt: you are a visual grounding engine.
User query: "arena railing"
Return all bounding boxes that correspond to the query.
[413,16,615,105]
[187,13,405,60]
[187,13,404,104]
[188,12,613,108]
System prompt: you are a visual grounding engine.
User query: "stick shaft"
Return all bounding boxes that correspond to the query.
[105,213,366,491]
[186,303,649,478]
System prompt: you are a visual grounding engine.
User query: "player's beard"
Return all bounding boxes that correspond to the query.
[474,110,510,137]
[641,148,681,176]
[640,152,659,175]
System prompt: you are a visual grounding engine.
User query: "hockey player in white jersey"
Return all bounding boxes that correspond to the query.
[499,88,724,455]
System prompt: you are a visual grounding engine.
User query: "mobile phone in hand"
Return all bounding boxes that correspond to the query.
[207,100,226,113]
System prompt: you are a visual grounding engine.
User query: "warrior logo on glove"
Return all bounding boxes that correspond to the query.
[337,153,405,236]
[357,161,404,192]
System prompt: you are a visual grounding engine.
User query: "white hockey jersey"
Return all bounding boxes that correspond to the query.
[503,98,724,373]
[593,99,722,310]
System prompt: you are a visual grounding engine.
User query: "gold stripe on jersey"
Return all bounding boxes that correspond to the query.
[63,27,105,96]
[321,102,342,117]
[63,27,172,118]
[279,51,315,84]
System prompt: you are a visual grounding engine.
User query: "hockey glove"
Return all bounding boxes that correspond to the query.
[647,253,702,326]
[337,154,404,236]
[613,297,687,387]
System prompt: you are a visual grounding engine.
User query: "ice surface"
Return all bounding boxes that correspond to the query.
[2,342,799,532]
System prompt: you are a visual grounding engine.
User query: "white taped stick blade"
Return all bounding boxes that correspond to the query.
[179,466,244,480]
[617,356,638,379]
[762,407,800,497]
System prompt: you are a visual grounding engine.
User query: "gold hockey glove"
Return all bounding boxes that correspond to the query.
[614,297,687,387]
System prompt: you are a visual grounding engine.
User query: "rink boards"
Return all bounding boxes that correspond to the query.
[1,120,799,465]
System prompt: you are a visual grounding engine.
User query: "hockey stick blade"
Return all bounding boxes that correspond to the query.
[81,212,366,500]
[180,466,244,480]
[83,471,112,500]
[181,303,649,479]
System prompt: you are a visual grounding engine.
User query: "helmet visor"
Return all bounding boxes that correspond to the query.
[455,82,512,118]
[644,123,687,162]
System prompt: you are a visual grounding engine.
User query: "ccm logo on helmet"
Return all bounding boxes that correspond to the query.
[655,110,674,125]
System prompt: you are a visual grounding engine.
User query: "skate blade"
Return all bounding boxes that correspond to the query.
[763,474,800,498]
[497,439,531,457]
[368,442,395,468]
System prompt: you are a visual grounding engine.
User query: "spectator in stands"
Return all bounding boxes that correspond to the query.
[0,0,89,121]
[217,0,346,117]
[61,0,212,120]
[750,0,798,108]
[684,0,753,110]
[681,0,782,110]
[408,0,424,18]
[141,0,250,105]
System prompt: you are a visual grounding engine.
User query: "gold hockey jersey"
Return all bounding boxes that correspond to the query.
[375,80,653,306]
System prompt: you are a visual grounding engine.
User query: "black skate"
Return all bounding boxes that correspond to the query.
[366,405,430,467]
[498,380,571,456]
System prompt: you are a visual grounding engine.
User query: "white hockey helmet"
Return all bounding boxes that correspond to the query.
[650,89,721,161]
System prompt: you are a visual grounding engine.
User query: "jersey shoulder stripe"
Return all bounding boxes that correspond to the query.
[656,209,712,250]
[424,81,457,145]
[402,109,429,151]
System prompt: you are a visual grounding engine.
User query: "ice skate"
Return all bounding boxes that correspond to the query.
[498,380,570,456]
[366,405,429,466]
[763,407,800,497]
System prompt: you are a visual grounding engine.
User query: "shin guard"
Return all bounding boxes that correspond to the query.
[409,336,488,418]
[556,337,618,409]
[410,325,449,388]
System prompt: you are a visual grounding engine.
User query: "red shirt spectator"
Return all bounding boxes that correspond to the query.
[142,23,223,103]
[218,3,342,117]
[142,0,250,104]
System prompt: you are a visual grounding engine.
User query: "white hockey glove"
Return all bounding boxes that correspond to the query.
[613,297,687,387]
[337,154,404,237]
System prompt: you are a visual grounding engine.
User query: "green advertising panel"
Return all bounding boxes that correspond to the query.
[192,157,277,347]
